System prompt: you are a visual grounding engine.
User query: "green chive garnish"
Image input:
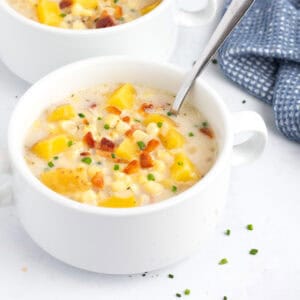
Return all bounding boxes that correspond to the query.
[137,141,146,150]
[114,164,120,171]
[48,161,54,168]
[172,186,177,193]
[111,153,116,159]
[97,117,102,120]
[223,297,227,300]
[147,174,155,181]
[78,113,85,118]
[81,157,92,165]
[67,141,73,147]
[60,13,66,17]
[168,274,174,279]
[175,293,181,298]
[53,156,59,160]
[247,224,254,231]
[134,119,141,123]
[249,249,258,255]
[104,124,110,130]
[177,161,183,166]
[188,132,194,137]
[167,111,173,116]
[225,229,231,236]
[218,258,228,265]
[157,122,163,128]
[202,121,208,127]
[184,289,190,296]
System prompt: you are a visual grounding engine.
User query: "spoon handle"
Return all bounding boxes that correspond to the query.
[171,0,255,114]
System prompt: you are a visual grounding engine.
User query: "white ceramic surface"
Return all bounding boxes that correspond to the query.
[0,0,223,83]
[2,57,267,274]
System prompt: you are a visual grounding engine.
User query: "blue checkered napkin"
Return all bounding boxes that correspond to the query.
[218,0,300,143]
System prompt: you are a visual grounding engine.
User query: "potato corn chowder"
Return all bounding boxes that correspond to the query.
[8,0,161,29]
[24,83,217,208]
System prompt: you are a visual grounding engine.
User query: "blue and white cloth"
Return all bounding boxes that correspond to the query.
[218,0,300,143]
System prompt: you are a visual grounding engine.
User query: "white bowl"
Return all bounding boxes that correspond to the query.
[0,0,223,83]
[7,56,267,274]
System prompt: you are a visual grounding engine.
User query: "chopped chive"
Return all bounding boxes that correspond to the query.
[242,100,247,104]
[147,173,155,181]
[104,124,110,130]
[111,153,116,159]
[225,229,231,236]
[167,111,173,116]
[97,116,102,120]
[97,161,102,165]
[157,122,163,128]
[137,141,146,150]
[113,0,118,3]
[114,164,120,171]
[247,224,254,231]
[218,258,228,265]
[168,273,174,279]
[171,186,177,193]
[48,161,54,168]
[134,119,141,123]
[188,132,194,137]
[78,113,85,118]
[184,289,190,296]
[60,13,66,17]
[67,140,73,147]
[249,249,258,255]
[81,157,92,165]
[211,58,218,64]
[177,161,183,166]
[202,121,208,127]
[176,293,182,298]
[53,156,59,160]
[223,297,227,300]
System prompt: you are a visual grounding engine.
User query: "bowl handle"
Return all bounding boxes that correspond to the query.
[231,111,268,167]
[175,0,224,27]
[0,148,12,207]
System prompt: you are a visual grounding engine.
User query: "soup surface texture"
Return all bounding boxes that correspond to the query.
[24,83,217,208]
[8,0,161,29]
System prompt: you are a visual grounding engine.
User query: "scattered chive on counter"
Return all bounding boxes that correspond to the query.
[247,224,254,231]
[223,296,227,300]
[249,249,258,255]
[184,289,190,296]
[225,229,231,236]
[168,273,174,279]
[176,293,182,298]
[219,258,228,265]
[211,58,218,64]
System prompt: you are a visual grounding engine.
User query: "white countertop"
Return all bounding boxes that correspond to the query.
[0,23,300,300]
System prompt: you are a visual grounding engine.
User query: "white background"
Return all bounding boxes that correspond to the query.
[0,1,300,299]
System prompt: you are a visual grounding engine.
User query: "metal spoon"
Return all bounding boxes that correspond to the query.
[171,0,255,114]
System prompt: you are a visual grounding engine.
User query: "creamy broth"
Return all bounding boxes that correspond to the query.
[8,0,162,29]
[24,83,217,208]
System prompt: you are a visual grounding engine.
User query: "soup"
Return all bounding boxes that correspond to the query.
[24,83,217,208]
[8,0,162,29]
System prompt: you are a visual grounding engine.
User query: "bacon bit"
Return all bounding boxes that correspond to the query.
[200,127,214,139]
[90,103,97,109]
[83,119,89,125]
[139,103,153,113]
[125,124,140,137]
[122,116,130,123]
[140,152,154,168]
[144,139,160,153]
[114,5,123,19]
[59,0,72,9]
[106,106,121,115]
[123,160,139,174]
[80,152,90,156]
[91,172,104,189]
[95,15,115,28]
[98,137,115,152]
[83,132,95,148]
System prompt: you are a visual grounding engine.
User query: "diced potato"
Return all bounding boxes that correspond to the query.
[132,129,149,143]
[141,0,161,15]
[72,20,87,29]
[37,0,62,27]
[31,134,70,160]
[40,168,90,194]
[71,3,94,17]
[107,84,136,110]
[115,138,138,161]
[103,114,119,128]
[73,0,98,9]
[73,190,98,205]
[116,120,131,134]
[146,122,159,137]
[143,114,175,128]
[170,153,199,182]
[99,196,137,208]
[157,150,173,164]
[47,104,75,122]
[111,181,129,192]
[143,181,164,196]
[159,128,185,149]
[153,160,166,173]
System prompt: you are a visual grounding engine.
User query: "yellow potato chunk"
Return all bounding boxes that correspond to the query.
[73,0,98,9]
[99,196,137,208]
[171,153,199,182]
[40,168,90,194]
[31,134,70,160]
[143,114,175,127]
[107,84,136,110]
[47,104,76,122]
[37,0,62,27]
[115,138,138,161]
[141,0,161,15]
[159,128,185,149]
